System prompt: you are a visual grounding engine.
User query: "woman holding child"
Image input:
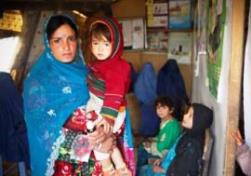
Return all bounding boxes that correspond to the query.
[23,14,134,176]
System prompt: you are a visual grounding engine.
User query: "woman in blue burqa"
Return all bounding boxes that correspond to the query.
[23,14,116,175]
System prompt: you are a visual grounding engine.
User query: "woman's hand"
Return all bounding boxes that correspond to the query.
[232,129,244,146]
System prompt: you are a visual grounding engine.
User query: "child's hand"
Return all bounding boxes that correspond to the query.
[153,159,161,166]
[232,129,244,146]
[152,165,164,173]
[143,141,151,148]
[87,126,107,147]
[97,118,112,134]
[95,135,116,153]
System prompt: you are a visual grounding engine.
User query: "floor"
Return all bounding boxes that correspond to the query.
[2,161,19,176]
[2,161,29,176]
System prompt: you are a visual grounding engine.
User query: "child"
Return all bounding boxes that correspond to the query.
[137,96,181,172]
[140,103,213,176]
[233,130,251,176]
[84,17,132,176]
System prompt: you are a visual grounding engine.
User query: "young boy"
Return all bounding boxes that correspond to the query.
[139,103,213,176]
[137,96,181,172]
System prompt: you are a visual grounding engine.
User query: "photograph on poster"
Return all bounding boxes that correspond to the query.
[169,0,192,29]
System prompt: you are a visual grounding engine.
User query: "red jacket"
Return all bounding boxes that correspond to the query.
[87,17,131,124]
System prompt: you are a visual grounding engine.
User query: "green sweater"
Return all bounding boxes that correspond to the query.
[150,118,181,157]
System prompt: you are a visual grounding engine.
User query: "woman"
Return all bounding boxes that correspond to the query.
[23,14,114,176]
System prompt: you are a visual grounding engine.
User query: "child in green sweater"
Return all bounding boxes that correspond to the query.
[137,96,182,172]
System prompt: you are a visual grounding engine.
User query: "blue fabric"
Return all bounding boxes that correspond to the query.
[124,108,134,147]
[138,135,182,176]
[138,103,160,137]
[134,63,157,104]
[23,15,89,175]
[134,63,159,137]
[157,59,188,121]
[0,72,29,166]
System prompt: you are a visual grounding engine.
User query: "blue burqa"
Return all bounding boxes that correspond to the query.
[0,72,29,166]
[157,59,189,121]
[134,63,160,137]
[23,15,89,175]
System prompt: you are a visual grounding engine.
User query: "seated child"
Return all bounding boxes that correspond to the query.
[137,96,182,172]
[139,103,213,176]
[233,129,251,176]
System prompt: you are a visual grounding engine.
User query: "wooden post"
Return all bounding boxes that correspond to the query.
[224,0,245,175]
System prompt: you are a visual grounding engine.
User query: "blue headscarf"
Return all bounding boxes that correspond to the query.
[23,15,89,175]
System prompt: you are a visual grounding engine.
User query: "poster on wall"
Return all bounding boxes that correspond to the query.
[146,1,168,28]
[168,32,192,64]
[169,0,192,29]
[120,18,145,49]
[147,30,168,51]
[206,0,226,98]
[120,20,133,48]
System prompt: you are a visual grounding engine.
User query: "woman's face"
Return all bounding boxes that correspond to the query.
[91,34,112,61]
[182,106,194,129]
[49,24,77,63]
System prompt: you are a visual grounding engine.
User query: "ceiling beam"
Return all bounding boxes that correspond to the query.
[0,0,117,12]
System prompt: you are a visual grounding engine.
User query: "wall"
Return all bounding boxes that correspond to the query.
[122,50,192,96]
[113,0,241,176]
[112,0,193,96]
[112,0,145,18]
[192,0,233,175]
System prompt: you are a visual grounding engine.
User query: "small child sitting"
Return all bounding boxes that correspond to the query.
[137,96,182,173]
[139,103,213,176]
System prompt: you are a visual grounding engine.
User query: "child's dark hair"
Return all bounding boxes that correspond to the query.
[155,96,175,116]
[90,23,111,42]
[46,15,78,40]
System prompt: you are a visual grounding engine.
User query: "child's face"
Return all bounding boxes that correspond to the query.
[156,104,173,119]
[91,34,112,61]
[182,106,194,129]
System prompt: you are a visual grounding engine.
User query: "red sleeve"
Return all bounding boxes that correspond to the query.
[100,61,131,124]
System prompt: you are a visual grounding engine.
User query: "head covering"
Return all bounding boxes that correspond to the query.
[184,103,213,144]
[23,14,89,175]
[88,17,124,70]
[86,16,131,100]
